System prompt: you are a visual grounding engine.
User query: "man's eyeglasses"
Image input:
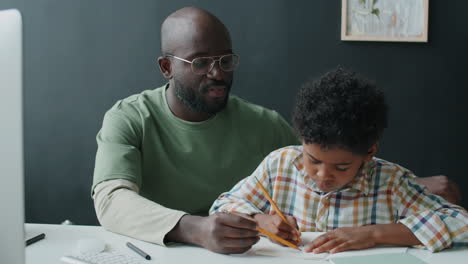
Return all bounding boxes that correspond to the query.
[165,54,239,75]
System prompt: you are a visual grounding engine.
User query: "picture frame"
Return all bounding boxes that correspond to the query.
[341,0,429,42]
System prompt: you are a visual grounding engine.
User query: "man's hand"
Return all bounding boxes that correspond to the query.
[166,213,260,254]
[304,226,375,254]
[253,213,301,246]
[415,175,462,204]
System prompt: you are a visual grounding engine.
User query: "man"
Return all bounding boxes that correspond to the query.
[92,7,297,254]
[92,7,460,254]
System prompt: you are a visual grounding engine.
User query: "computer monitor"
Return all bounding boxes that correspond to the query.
[0,8,25,264]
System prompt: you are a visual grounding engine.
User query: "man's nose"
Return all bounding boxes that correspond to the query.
[206,61,224,80]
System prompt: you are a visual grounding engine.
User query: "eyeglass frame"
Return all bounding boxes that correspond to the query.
[164,53,240,75]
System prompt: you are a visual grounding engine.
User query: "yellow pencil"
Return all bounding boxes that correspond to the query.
[257,227,300,250]
[227,211,300,251]
[253,176,299,232]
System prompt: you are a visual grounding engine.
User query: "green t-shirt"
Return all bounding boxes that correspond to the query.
[92,84,299,215]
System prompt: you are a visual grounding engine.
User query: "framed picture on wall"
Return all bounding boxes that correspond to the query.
[341,0,429,42]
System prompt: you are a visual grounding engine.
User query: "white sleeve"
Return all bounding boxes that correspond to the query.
[93,179,187,246]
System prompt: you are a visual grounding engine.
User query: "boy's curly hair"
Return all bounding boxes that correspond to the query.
[293,68,388,155]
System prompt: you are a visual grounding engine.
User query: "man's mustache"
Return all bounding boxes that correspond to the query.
[201,81,230,93]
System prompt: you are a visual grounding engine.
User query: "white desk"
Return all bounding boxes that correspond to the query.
[25,223,467,264]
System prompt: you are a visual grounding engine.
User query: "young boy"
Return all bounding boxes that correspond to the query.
[209,68,468,253]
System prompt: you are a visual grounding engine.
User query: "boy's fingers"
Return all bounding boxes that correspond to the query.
[312,239,341,254]
[275,230,300,242]
[277,216,301,235]
[277,225,300,240]
[329,242,352,254]
[287,215,300,229]
[304,233,330,252]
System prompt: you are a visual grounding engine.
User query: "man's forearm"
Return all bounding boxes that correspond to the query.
[93,179,187,245]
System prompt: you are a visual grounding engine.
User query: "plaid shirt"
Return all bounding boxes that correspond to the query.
[210,146,468,252]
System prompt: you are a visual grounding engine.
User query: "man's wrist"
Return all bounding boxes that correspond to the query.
[165,214,205,246]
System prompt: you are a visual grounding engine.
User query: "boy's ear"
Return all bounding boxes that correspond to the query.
[364,143,378,162]
[157,56,173,79]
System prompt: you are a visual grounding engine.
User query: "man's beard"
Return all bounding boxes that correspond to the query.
[173,79,231,115]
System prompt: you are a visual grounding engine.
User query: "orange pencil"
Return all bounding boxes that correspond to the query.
[253,176,299,232]
[257,227,300,250]
[227,212,300,251]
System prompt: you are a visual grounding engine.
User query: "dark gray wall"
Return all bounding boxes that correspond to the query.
[2,0,466,225]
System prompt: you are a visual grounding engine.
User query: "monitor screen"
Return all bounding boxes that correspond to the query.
[0,8,25,264]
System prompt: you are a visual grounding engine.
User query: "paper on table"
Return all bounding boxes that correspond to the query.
[244,232,407,260]
[329,253,427,264]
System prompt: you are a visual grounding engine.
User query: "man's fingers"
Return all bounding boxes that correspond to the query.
[219,236,260,249]
[219,213,258,231]
[221,224,259,238]
[222,246,254,254]
[215,245,254,255]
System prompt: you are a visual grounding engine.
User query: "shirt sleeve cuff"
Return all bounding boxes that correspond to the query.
[398,211,452,252]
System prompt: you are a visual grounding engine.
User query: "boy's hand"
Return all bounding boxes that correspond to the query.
[305,224,420,254]
[304,226,375,254]
[253,213,301,246]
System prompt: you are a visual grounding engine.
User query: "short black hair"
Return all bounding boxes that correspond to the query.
[293,68,388,155]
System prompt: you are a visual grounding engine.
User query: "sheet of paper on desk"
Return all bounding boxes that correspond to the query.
[329,253,427,264]
[244,232,407,260]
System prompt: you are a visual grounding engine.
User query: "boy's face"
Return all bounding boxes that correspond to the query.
[302,143,376,193]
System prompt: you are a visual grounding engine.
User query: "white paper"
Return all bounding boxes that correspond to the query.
[244,232,407,260]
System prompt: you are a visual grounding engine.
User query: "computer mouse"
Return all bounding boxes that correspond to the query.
[76,238,106,254]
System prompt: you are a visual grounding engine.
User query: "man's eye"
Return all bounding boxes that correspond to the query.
[220,56,233,66]
[192,58,210,68]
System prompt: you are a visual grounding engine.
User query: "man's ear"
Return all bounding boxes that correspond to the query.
[365,143,378,162]
[158,56,172,79]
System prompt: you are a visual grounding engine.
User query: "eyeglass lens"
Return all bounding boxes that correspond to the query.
[191,54,239,74]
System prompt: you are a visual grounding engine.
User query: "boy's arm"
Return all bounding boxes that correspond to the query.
[209,155,272,215]
[395,172,468,252]
[305,170,468,254]
[210,150,302,245]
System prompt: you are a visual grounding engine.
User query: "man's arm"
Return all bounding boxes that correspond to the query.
[165,213,260,254]
[94,179,260,254]
[414,175,462,204]
[93,179,187,245]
